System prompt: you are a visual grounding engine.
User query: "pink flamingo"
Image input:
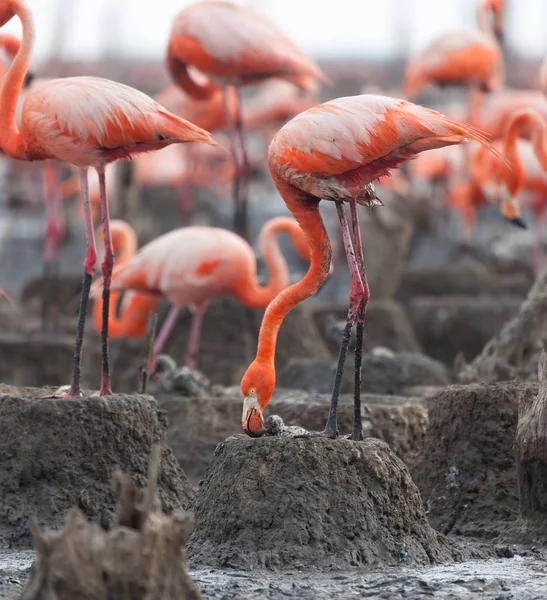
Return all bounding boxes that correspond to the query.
[90,218,310,371]
[239,94,502,439]
[166,0,326,239]
[0,0,216,397]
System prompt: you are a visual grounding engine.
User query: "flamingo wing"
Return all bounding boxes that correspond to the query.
[169,0,324,88]
[21,76,215,166]
[269,94,498,200]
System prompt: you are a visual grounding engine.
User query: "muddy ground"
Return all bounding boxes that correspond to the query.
[2,196,547,597]
[2,549,547,599]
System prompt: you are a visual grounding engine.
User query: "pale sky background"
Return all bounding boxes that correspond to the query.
[4,0,547,62]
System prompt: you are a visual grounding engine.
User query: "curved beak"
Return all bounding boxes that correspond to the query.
[242,395,265,438]
[499,183,527,229]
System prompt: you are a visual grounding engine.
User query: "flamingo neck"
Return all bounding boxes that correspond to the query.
[0,0,33,159]
[504,110,547,193]
[252,173,331,366]
[235,216,309,309]
[167,48,218,101]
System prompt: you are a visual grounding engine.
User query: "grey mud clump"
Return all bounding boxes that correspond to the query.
[187,436,470,570]
[0,386,193,548]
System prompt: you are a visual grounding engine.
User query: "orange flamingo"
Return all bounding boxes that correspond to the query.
[0,0,216,397]
[403,0,503,102]
[239,94,502,439]
[471,109,547,271]
[469,89,547,140]
[90,217,310,371]
[166,0,326,239]
[93,220,159,339]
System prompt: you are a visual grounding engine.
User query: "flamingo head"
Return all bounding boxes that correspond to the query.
[499,182,526,229]
[240,360,275,438]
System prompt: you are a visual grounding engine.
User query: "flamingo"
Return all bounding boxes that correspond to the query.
[469,89,547,140]
[403,0,503,115]
[166,0,326,240]
[239,94,503,439]
[90,217,310,372]
[470,109,547,271]
[0,0,216,397]
[92,220,159,339]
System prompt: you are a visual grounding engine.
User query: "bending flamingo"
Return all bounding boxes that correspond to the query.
[166,0,326,239]
[240,94,502,439]
[93,220,159,339]
[471,109,547,271]
[0,0,216,397]
[90,217,310,371]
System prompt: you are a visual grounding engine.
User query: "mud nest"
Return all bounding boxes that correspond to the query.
[412,381,538,539]
[0,387,192,548]
[187,436,466,570]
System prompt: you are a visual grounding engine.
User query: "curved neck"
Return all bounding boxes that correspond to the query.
[110,222,138,265]
[251,173,331,366]
[234,217,306,309]
[167,48,218,101]
[504,110,547,190]
[0,0,33,159]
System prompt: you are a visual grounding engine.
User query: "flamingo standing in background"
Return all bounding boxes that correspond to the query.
[166,0,326,240]
[93,220,159,339]
[91,217,310,372]
[240,94,504,439]
[470,109,547,272]
[0,0,216,397]
[468,89,547,140]
[403,0,503,117]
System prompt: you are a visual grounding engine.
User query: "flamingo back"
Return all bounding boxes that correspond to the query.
[168,0,324,89]
[96,226,256,308]
[20,76,215,167]
[269,94,497,201]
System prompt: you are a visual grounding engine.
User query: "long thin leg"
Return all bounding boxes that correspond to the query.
[233,86,250,241]
[98,168,114,395]
[150,305,180,373]
[42,168,97,398]
[323,200,366,437]
[348,198,370,441]
[42,160,63,329]
[185,305,206,369]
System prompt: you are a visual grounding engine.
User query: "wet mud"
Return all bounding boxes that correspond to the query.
[158,389,428,483]
[0,385,191,548]
[187,436,471,569]
[412,381,538,539]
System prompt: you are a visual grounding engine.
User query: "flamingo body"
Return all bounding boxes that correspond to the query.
[18,77,215,168]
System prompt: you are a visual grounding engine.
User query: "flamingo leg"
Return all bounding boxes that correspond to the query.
[223,85,249,240]
[322,199,366,438]
[150,305,180,373]
[185,305,206,369]
[348,198,370,441]
[42,161,63,329]
[534,217,545,276]
[98,168,114,395]
[233,85,250,240]
[43,168,97,398]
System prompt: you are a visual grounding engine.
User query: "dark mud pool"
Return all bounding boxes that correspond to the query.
[2,549,547,599]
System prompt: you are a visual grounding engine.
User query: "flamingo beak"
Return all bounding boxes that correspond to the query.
[500,183,527,229]
[242,395,265,438]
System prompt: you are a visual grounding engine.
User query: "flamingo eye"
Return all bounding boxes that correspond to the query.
[249,388,257,396]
